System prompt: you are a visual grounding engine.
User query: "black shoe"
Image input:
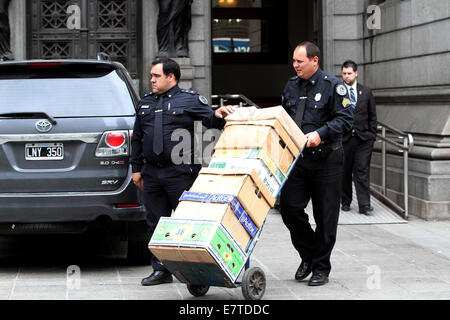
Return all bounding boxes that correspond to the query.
[308,273,329,286]
[295,261,312,281]
[341,204,350,212]
[359,205,374,215]
[141,271,173,286]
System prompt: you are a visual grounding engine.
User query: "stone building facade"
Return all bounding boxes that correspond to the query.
[322,0,449,220]
[4,0,450,220]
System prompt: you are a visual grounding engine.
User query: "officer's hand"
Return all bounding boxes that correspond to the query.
[215,105,235,119]
[305,131,322,148]
[132,172,144,191]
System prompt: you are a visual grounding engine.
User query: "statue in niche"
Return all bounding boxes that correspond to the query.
[0,0,13,61]
[157,0,193,58]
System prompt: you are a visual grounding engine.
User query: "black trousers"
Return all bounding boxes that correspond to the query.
[280,147,343,276]
[142,164,197,272]
[341,136,374,209]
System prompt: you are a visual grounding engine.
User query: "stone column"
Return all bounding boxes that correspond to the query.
[141,0,211,97]
[141,0,159,94]
[6,0,26,60]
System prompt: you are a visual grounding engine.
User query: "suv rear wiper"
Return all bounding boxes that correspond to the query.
[0,112,57,125]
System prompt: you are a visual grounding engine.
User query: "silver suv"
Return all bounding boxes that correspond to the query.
[0,58,150,264]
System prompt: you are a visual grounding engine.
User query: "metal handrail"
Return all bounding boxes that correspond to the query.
[211,94,259,109]
[374,120,414,219]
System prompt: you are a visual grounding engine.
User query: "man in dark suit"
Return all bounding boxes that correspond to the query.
[340,60,377,215]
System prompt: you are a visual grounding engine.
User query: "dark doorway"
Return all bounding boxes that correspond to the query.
[211,0,322,107]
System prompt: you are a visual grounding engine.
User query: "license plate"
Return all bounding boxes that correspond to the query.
[25,143,64,160]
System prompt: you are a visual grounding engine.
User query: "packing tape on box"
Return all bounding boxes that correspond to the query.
[179,191,258,238]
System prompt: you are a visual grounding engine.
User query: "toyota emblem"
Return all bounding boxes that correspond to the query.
[35,119,53,133]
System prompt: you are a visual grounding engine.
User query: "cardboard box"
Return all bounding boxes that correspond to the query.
[225,106,307,153]
[212,148,286,185]
[189,168,274,227]
[214,119,298,175]
[208,157,281,198]
[149,217,249,286]
[172,191,258,250]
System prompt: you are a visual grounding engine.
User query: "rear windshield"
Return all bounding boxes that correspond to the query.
[0,70,135,117]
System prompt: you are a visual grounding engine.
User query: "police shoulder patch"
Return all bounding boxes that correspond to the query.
[342,98,351,108]
[336,84,347,96]
[199,95,208,105]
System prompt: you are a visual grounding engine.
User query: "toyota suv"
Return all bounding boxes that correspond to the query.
[0,57,150,264]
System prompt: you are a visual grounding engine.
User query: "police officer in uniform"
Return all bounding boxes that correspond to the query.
[280,42,353,286]
[131,58,234,286]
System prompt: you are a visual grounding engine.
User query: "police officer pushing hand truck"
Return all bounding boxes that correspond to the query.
[280,42,353,286]
[130,58,234,286]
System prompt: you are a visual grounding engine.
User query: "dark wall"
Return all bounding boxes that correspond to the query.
[211,0,321,105]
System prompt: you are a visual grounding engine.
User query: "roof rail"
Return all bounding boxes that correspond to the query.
[96,52,111,61]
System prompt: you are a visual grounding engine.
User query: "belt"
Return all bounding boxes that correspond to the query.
[327,141,343,150]
[144,159,173,168]
[153,162,171,168]
[303,141,342,156]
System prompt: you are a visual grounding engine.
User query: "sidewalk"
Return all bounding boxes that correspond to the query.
[122,209,450,300]
[245,209,450,300]
[0,209,448,300]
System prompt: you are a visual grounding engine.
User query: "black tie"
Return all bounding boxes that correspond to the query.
[153,96,164,155]
[294,81,308,128]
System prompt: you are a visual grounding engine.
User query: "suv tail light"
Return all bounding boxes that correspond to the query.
[27,62,61,68]
[106,132,125,148]
[95,130,130,157]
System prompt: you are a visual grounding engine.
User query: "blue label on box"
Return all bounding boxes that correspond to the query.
[180,191,258,238]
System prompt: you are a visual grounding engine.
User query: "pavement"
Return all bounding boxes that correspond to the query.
[0,209,449,301]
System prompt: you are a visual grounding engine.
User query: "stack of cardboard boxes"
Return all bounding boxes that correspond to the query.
[149,106,307,287]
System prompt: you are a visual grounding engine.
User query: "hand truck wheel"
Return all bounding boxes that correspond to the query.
[187,284,210,297]
[241,267,266,300]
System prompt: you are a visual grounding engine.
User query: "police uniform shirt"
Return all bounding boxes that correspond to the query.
[130,85,225,172]
[281,68,354,143]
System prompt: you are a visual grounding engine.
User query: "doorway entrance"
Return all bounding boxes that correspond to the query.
[211,0,322,106]
[27,0,141,79]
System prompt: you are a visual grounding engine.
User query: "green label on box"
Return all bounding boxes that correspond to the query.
[150,218,248,280]
[210,226,246,277]
[151,218,214,243]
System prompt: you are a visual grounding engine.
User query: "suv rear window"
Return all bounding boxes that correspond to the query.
[0,67,135,118]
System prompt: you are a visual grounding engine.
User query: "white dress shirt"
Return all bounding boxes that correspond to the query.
[345,81,358,104]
